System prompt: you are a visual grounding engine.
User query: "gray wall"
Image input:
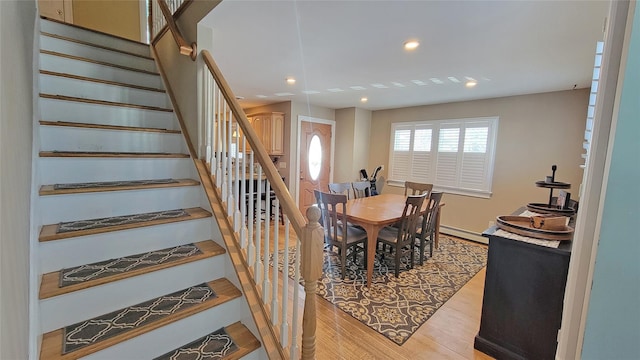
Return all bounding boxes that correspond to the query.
[0,0,36,359]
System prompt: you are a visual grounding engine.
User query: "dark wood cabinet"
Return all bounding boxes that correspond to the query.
[474,229,571,359]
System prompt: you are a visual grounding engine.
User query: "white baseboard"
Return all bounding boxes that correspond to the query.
[440,225,488,245]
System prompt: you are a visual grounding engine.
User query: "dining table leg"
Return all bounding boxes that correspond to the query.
[360,223,380,287]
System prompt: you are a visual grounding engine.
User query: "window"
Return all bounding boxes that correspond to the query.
[388,117,498,198]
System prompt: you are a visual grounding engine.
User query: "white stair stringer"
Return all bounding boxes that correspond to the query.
[40,18,151,58]
[40,51,163,89]
[40,34,157,73]
[40,125,185,154]
[40,72,169,108]
[35,18,264,360]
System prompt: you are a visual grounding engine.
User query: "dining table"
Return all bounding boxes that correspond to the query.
[344,193,444,286]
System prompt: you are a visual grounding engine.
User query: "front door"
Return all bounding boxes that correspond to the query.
[298,121,332,217]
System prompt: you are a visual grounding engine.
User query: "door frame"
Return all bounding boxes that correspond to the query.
[295,115,336,211]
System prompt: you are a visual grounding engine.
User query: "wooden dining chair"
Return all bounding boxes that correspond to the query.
[404,181,433,196]
[415,191,443,265]
[314,190,368,279]
[376,193,426,277]
[351,181,371,198]
[328,182,353,199]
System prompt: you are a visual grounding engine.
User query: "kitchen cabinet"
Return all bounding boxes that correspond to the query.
[248,112,284,156]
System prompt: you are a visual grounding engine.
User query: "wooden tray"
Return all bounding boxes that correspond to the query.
[496,216,574,241]
[527,203,576,216]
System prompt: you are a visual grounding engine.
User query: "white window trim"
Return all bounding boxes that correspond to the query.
[387,116,499,199]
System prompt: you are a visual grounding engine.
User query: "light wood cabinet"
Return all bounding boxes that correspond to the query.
[247,112,284,156]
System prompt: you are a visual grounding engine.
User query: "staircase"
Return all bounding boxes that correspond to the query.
[36,18,262,359]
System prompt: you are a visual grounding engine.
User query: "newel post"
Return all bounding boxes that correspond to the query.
[301,206,324,360]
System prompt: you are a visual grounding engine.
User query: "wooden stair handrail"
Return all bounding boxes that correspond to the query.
[201,50,307,238]
[156,0,196,60]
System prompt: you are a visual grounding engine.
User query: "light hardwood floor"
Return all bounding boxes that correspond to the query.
[267,221,493,360]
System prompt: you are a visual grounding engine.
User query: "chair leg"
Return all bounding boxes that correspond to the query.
[394,245,400,278]
[419,237,426,265]
[341,245,347,280]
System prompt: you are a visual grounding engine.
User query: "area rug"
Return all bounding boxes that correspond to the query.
[274,236,487,345]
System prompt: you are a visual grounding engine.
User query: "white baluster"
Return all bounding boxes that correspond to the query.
[290,239,301,359]
[248,152,255,267]
[226,107,233,217]
[240,133,248,248]
[255,165,263,284]
[262,178,272,302]
[204,72,211,163]
[220,100,227,200]
[214,86,221,181]
[271,196,279,323]
[280,215,290,346]
[233,117,241,232]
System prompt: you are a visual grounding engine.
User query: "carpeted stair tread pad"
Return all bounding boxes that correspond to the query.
[59,244,202,287]
[53,178,178,190]
[56,209,189,233]
[62,283,217,354]
[153,327,239,360]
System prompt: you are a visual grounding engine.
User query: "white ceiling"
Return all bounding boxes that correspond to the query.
[200,0,610,111]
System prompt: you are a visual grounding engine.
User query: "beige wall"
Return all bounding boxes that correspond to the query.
[335,107,372,183]
[0,1,36,359]
[72,0,141,42]
[370,89,589,234]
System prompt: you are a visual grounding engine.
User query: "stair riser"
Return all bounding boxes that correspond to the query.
[39,187,203,223]
[40,19,150,57]
[40,258,227,332]
[40,73,169,108]
[40,126,186,154]
[41,35,156,73]
[83,299,245,360]
[39,219,215,273]
[39,158,196,184]
[39,97,176,129]
[40,52,162,89]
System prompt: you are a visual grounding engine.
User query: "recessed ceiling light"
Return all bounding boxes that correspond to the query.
[465,80,478,88]
[286,77,296,85]
[350,86,366,90]
[430,78,444,84]
[404,40,419,50]
[361,97,368,103]
[274,92,295,96]
[371,83,388,89]
[448,77,461,83]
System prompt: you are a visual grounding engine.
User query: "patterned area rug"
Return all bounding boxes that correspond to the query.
[63,283,216,354]
[54,178,178,190]
[59,243,202,287]
[56,209,189,233]
[275,236,487,345]
[154,327,239,360]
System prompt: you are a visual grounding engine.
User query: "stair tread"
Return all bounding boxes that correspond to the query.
[40,178,198,195]
[40,278,242,360]
[39,151,189,158]
[40,240,226,299]
[39,120,179,134]
[40,93,173,112]
[39,207,212,242]
[40,70,165,93]
[41,31,155,61]
[154,321,261,360]
[41,49,159,76]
